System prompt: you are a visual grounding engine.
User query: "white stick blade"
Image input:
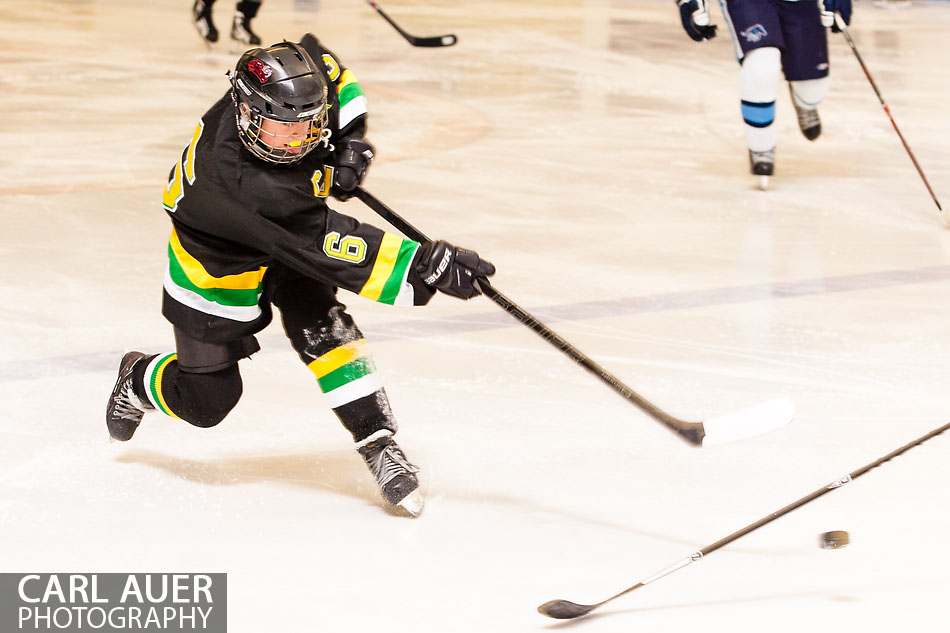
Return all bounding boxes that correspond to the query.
[701,397,794,446]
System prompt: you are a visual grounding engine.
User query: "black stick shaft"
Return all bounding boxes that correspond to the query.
[351,187,705,444]
[479,283,694,431]
[363,0,457,47]
[541,419,950,618]
[836,16,943,214]
[365,0,412,40]
[701,419,950,556]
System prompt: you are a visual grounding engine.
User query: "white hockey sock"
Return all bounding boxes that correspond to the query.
[739,47,781,152]
[789,77,830,111]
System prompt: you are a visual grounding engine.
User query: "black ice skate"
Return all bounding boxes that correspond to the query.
[749,148,775,191]
[231,11,262,48]
[106,351,154,442]
[792,98,821,141]
[192,0,219,45]
[357,432,424,516]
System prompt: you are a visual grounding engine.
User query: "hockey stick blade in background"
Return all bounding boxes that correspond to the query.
[352,187,794,447]
[539,419,950,619]
[363,0,457,47]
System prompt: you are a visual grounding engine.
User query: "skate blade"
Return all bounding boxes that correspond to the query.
[397,490,425,517]
[758,176,770,191]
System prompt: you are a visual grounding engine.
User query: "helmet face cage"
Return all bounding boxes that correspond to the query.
[234,94,328,165]
[230,43,330,165]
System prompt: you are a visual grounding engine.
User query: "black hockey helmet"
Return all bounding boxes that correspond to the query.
[230,41,329,164]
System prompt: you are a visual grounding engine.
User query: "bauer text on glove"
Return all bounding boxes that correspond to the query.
[416,240,495,300]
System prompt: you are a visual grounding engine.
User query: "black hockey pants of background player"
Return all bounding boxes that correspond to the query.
[193,0,262,45]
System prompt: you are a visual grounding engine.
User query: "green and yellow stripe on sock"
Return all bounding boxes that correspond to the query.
[143,353,182,419]
[307,340,383,408]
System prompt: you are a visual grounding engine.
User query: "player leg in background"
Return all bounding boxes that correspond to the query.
[741,47,781,179]
[721,0,784,183]
[192,0,219,44]
[788,78,828,140]
[231,0,263,47]
[778,0,831,142]
[269,267,424,517]
[105,333,257,441]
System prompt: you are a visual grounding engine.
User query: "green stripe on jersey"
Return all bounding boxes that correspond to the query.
[167,244,262,307]
[339,81,365,108]
[377,240,418,305]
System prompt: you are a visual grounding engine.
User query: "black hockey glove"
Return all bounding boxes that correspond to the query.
[416,240,495,300]
[677,0,717,42]
[333,138,375,201]
[819,0,851,32]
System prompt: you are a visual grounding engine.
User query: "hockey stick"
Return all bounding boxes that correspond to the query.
[362,0,457,48]
[352,187,794,447]
[539,418,950,619]
[834,13,946,227]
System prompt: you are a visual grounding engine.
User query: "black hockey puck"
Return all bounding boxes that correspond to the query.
[819,530,850,549]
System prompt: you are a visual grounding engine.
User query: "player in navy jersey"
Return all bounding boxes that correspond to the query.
[676,0,852,188]
[105,35,495,517]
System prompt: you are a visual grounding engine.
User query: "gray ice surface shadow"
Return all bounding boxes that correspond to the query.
[114,448,724,540]
[115,448,422,517]
[116,448,377,502]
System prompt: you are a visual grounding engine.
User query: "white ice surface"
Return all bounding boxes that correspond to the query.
[2,1,950,631]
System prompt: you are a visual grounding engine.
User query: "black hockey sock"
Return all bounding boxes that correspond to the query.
[333,392,398,444]
[172,365,243,428]
[273,275,400,444]
[297,334,400,443]
[235,0,261,18]
[140,354,243,427]
[131,354,158,404]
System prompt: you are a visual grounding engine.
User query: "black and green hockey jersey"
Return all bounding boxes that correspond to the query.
[159,41,431,343]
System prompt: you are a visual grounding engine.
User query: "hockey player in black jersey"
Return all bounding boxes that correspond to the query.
[105,35,494,517]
